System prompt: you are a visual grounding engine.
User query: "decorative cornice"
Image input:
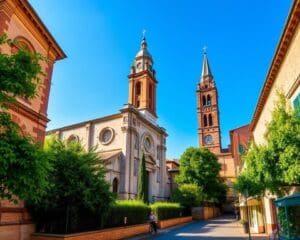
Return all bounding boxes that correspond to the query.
[286,73,300,99]
[121,106,167,136]
[3,0,66,60]
[9,101,49,127]
[250,0,300,131]
[128,70,158,83]
[47,113,122,134]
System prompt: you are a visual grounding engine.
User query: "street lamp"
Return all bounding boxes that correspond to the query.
[244,190,252,240]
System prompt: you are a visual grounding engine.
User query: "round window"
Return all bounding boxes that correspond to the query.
[99,128,114,145]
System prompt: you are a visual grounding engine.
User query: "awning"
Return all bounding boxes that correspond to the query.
[275,192,300,207]
[239,197,262,207]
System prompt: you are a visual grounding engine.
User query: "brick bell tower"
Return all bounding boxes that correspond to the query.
[128,34,157,124]
[197,50,222,154]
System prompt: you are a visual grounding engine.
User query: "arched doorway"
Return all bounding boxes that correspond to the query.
[112,177,118,193]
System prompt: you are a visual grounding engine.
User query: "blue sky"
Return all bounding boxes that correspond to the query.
[29,0,292,159]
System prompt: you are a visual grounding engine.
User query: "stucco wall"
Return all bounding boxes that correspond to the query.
[253,25,300,145]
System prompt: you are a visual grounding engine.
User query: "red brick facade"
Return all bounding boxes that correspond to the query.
[0,1,65,239]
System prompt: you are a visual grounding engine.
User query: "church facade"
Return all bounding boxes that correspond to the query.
[47,37,168,202]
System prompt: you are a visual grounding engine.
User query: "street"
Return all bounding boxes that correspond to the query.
[129,215,269,240]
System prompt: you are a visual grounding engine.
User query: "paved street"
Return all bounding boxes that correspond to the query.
[129,215,269,240]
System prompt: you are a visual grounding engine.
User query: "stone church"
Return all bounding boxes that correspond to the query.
[47,37,168,202]
[196,51,251,211]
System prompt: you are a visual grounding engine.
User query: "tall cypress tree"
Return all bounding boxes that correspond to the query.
[137,152,148,203]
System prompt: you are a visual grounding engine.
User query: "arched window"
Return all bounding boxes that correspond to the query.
[136,82,141,95]
[149,84,153,110]
[135,82,141,107]
[67,134,79,144]
[202,96,206,106]
[207,95,211,106]
[208,114,213,126]
[12,36,35,54]
[112,177,118,193]
[204,115,208,127]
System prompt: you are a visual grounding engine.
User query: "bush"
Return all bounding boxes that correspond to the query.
[172,184,203,209]
[105,200,150,228]
[150,202,183,220]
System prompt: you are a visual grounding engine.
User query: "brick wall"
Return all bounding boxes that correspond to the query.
[31,224,149,240]
[158,216,192,229]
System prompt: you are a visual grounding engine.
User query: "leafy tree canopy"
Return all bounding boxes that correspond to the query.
[172,183,204,208]
[235,93,300,196]
[28,136,115,233]
[176,147,227,203]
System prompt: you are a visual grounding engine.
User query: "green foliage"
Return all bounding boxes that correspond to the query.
[235,93,300,196]
[172,184,203,208]
[277,205,300,239]
[0,34,48,203]
[28,137,114,233]
[150,202,182,220]
[266,94,300,186]
[0,112,51,203]
[137,152,148,203]
[105,200,150,228]
[0,34,45,108]
[176,147,227,203]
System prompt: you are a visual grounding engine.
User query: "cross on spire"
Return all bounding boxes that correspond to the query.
[142,29,146,39]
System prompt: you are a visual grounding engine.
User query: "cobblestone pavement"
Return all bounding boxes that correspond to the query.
[128,215,270,240]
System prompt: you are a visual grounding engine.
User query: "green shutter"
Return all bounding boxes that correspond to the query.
[238,144,244,155]
[293,93,300,117]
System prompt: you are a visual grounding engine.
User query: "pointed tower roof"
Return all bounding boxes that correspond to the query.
[201,49,213,81]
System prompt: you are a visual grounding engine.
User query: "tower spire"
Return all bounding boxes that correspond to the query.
[201,49,213,81]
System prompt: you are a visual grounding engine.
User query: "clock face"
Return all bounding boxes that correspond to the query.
[204,135,213,145]
[136,62,142,69]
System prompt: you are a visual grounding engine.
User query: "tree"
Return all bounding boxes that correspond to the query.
[172,183,204,209]
[28,137,114,233]
[137,152,148,203]
[0,34,48,203]
[176,147,227,203]
[234,93,300,196]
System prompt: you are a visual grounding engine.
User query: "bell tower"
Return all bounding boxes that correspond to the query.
[197,50,222,154]
[128,34,157,124]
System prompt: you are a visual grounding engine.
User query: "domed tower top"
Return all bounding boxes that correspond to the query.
[131,31,155,75]
[135,36,152,59]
